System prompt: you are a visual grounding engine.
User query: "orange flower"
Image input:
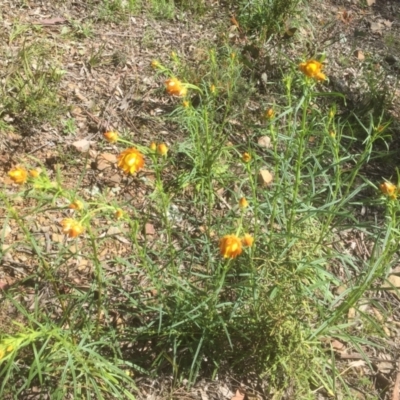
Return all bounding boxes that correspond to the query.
[157,143,168,156]
[115,209,124,219]
[104,131,118,143]
[239,197,249,208]
[242,152,251,163]
[242,234,254,247]
[219,234,242,259]
[165,77,187,97]
[149,142,157,152]
[60,218,85,238]
[8,166,27,184]
[380,182,397,199]
[69,200,84,210]
[299,60,326,81]
[117,148,145,175]
[29,169,40,178]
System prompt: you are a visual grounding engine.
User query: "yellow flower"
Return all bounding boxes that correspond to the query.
[265,108,274,119]
[182,100,190,108]
[151,60,160,69]
[0,347,4,360]
[104,131,119,143]
[157,143,168,156]
[220,235,242,258]
[69,200,84,210]
[299,60,326,81]
[242,234,254,247]
[230,52,236,59]
[165,78,187,97]
[149,142,157,152]
[239,197,249,208]
[380,182,397,199]
[60,219,85,238]
[115,209,124,219]
[8,166,28,184]
[29,169,40,178]
[242,152,251,163]
[329,130,336,138]
[117,148,145,175]
[210,84,216,93]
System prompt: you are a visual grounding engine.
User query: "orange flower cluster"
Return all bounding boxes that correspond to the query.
[380,182,397,199]
[219,234,254,259]
[117,148,145,175]
[8,166,28,184]
[165,78,187,97]
[299,60,326,81]
[60,219,85,238]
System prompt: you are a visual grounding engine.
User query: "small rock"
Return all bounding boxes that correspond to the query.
[72,139,91,153]
[257,135,272,149]
[258,169,273,186]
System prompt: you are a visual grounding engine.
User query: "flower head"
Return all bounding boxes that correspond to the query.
[299,60,326,81]
[157,143,168,156]
[115,209,124,219]
[265,108,275,119]
[219,234,242,259]
[380,182,397,199]
[69,200,84,210]
[117,148,145,175]
[182,100,190,108]
[29,169,40,178]
[151,60,160,69]
[210,84,216,94]
[104,131,119,143]
[8,166,28,184]
[165,78,187,97]
[242,152,252,163]
[239,197,249,208]
[149,142,157,152]
[60,218,85,238]
[242,234,254,247]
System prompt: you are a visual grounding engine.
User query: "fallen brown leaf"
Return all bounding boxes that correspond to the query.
[231,389,245,400]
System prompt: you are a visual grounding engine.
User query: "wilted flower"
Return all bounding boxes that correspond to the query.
[157,143,168,156]
[242,234,254,247]
[219,234,242,259]
[239,197,249,208]
[60,218,85,238]
[69,200,84,210]
[8,166,28,184]
[149,142,157,152]
[104,131,118,143]
[242,152,251,163]
[115,209,124,219]
[165,77,187,97]
[299,60,326,81]
[380,182,397,199]
[29,169,40,178]
[117,148,145,175]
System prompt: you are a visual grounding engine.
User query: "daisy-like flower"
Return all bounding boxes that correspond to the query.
[239,197,249,208]
[69,200,84,210]
[380,182,397,199]
[157,143,168,156]
[165,77,187,97]
[117,148,145,175]
[60,218,85,238]
[8,166,28,184]
[219,234,243,259]
[104,131,119,143]
[299,60,326,81]
[242,234,254,247]
[242,152,252,163]
[149,142,157,152]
